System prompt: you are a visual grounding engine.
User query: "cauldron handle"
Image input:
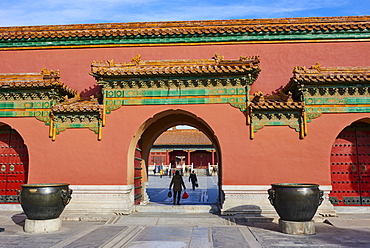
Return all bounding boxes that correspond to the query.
[318,190,324,206]
[268,189,275,206]
[17,190,21,204]
[61,189,73,206]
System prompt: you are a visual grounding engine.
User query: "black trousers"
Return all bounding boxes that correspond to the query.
[173,191,181,203]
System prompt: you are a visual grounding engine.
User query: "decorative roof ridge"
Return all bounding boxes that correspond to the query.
[91,54,260,78]
[0,69,78,97]
[293,63,370,75]
[250,90,303,110]
[92,54,260,67]
[1,15,369,41]
[0,68,59,81]
[52,95,102,113]
[1,15,368,31]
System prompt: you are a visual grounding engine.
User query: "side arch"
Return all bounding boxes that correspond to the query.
[329,118,370,207]
[0,123,29,203]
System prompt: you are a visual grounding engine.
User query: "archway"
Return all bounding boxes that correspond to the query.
[329,119,370,206]
[0,123,28,203]
[128,109,221,208]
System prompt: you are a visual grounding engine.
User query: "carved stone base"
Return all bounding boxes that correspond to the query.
[24,218,62,233]
[63,185,134,215]
[221,185,335,218]
[279,219,315,235]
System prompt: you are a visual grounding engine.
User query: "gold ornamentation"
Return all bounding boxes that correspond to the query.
[131,55,141,65]
[213,53,224,65]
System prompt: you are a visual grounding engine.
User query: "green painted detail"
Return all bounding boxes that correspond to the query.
[252,111,302,132]
[305,97,370,105]
[0,110,50,117]
[135,157,143,161]
[134,176,142,180]
[134,167,143,170]
[1,30,369,48]
[306,106,370,113]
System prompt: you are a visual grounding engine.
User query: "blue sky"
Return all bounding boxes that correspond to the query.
[0,0,369,27]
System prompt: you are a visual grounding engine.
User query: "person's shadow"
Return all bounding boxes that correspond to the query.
[11,213,27,227]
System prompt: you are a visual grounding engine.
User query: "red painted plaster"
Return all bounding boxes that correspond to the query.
[0,41,369,188]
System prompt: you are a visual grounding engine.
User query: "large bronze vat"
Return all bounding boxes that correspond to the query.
[268,183,323,221]
[19,183,72,220]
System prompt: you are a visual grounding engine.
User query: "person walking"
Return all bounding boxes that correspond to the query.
[189,170,198,190]
[169,170,186,205]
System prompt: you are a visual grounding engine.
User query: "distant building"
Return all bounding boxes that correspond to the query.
[149,127,218,170]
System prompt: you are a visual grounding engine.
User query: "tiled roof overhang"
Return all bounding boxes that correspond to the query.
[0,69,77,97]
[1,16,369,49]
[1,16,368,39]
[284,63,370,96]
[51,97,102,113]
[90,55,260,82]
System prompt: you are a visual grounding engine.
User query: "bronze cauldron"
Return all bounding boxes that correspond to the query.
[268,183,323,222]
[18,183,72,220]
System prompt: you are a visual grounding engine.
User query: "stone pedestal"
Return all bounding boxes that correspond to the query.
[24,218,62,233]
[279,219,315,235]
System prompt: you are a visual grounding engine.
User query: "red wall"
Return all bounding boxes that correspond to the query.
[1,42,369,95]
[0,41,369,186]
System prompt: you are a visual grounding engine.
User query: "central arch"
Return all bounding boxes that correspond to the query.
[128,109,222,208]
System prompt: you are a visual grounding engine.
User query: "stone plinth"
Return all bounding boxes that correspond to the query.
[24,218,62,233]
[279,219,315,235]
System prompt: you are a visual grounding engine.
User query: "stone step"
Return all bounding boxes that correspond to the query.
[135,204,219,213]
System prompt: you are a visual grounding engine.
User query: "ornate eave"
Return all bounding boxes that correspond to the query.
[246,91,306,139]
[1,16,369,49]
[92,54,260,112]
[0,69,76,95]
[284,63,370,118]
[0,69,77,122]
[50,96,104,141]
[284,63,370,95]
[249,64,370,140]
[91,54,260,81]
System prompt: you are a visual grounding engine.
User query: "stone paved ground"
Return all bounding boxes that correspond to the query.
[1,212,370,247]
[1,175,370,247]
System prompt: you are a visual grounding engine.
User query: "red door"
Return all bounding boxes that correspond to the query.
[134,142,142,205]
[191,151,212,169]
[0,125,28,203]
[329,122,370,206]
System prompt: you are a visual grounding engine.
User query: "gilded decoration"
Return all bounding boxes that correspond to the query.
[91,54,261,112]
[0,16,369,50]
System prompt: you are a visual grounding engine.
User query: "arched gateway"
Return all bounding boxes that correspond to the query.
[128,109,221,206]
[0,16,369,216]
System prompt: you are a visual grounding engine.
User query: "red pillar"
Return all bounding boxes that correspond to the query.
[187,150,191,165]
[212,150,215,165]
[165,150,170,165]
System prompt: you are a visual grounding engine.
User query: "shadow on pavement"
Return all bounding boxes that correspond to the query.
[11,213,26,227]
